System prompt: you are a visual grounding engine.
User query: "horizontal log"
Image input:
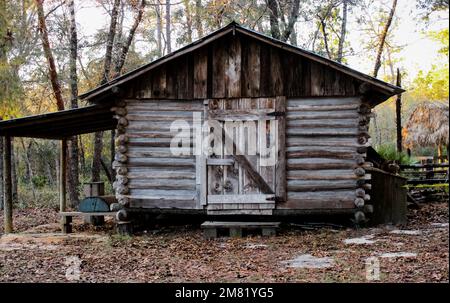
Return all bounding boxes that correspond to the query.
[287,111,359,120]
[287,104,359,112]
[127,138,194,148]
[287,128,359,137]
[287,150,360,159]
[126,132,191,139]
[287,169,371,181]
[128,179,195,190]
[279,199,355,209]
[127,148,192,158]
[287,190,356,203]
[126,121,172,131]
[288,158,358,170]
[287,97,360,107]
[127,190,196,200]
[130,198,196,209]
[287,136,361,146]
[125,99,203,111]
[287,119,359,129]
[287,145,358,153]
[287,180,357,192]
[288,163,360,170]
[127,170,195,179]
[127,157,195,167]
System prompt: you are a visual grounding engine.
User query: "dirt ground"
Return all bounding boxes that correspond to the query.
[0,202,448,283]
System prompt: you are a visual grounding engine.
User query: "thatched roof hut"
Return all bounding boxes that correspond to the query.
[403,101,449,149]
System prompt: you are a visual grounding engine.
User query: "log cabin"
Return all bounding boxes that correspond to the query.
[0,22,407,232]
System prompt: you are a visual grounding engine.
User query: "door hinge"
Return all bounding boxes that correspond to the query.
[266,196,285,202]
[267,111,285,117]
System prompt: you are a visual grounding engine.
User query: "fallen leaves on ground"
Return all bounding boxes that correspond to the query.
[0,202,448,282]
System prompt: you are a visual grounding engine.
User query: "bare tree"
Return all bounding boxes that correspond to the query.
[195,0,203,38]
[92,0,120,182]
[373,0,397,78]
[36,0,65,111]
[114,0,146,76]
[267,0,301,42]
[267,0,281,39]
[183,0,193,43]
[166,0,171,54]
[336,0,348,63]
[156,0,163,56]
[282,0,301,41]
[67,0,79,207]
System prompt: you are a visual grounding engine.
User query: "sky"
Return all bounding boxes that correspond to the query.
[73,0,449,86]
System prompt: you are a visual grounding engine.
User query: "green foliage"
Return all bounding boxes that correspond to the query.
[17,184,59,210]
[376,144,415,165]
[31,175,47,189]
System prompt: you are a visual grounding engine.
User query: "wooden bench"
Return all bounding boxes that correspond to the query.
[201,221,280,239]
[59,211,117,233]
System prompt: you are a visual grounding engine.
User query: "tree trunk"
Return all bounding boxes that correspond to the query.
[11,140,18,203]
[35,0,64,111]
[101,0,120,85]
[372,0,397,78]
[184,0,193,43]
[156,1,163,56]
[395,68,402,153]
[79,136,85,173]
[114,0,146,76]
[0,134,4,210]
[92,0,120,182]
[281,0,300,42]
[336,0,347,63]
[289,26,297,46]
[267,0,281,39]
[195,0,203,38]
[165,0,171,54]
[68,0,79,207]
[20,139,35,199]
[91,132,104,182]
[320,18,331,59]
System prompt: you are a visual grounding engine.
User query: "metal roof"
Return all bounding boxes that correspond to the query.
[0,105,116,139]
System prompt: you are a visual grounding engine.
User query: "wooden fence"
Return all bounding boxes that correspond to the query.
[400,162,449,185]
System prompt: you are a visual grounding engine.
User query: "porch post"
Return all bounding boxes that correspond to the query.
[3,136,13,233]
[60,138,67,212]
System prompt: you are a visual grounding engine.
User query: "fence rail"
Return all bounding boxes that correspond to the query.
[400,162,449,186]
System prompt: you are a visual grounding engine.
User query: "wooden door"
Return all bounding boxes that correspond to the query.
[203,97,286,215]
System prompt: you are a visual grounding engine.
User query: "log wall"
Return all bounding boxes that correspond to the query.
[279,97,372,211]
[112,99,203,209]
